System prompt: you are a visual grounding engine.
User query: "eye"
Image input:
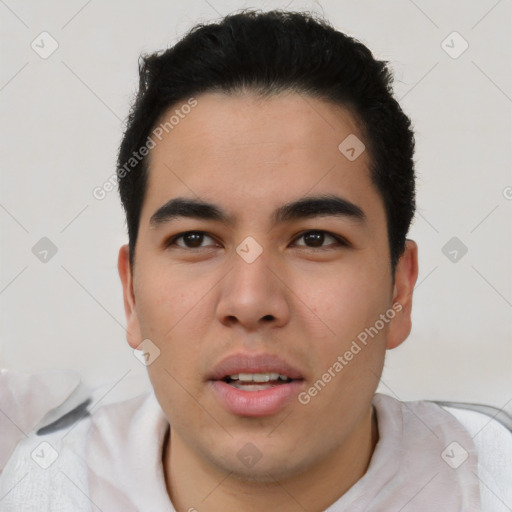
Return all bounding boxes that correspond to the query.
[164,229,348,251]
[292,230,348,249]
[165,231,218,249]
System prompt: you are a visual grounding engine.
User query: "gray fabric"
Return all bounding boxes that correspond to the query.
[434,400,512,432]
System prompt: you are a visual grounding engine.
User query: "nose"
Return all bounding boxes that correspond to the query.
[216,248,291,331]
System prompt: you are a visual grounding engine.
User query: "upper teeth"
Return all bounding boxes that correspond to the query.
[229,373,290,382]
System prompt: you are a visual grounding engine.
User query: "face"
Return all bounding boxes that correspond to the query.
[118,91,418,481]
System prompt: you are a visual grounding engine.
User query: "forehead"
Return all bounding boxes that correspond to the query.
[141,91,384,229]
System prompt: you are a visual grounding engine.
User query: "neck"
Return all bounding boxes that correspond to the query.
[163,406,378,512]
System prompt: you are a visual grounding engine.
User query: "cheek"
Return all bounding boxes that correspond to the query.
[295,268,389,418]
[134,267,215,394]
[293,259,391,344]
[291,264,391,403]
[137,270,209,419]
[135,265,211,337]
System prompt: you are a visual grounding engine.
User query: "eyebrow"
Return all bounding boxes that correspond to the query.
[149,194,367,228]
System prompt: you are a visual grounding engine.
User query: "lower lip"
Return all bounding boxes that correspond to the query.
[209,380,303,417]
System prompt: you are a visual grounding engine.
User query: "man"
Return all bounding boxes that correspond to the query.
[1,9,510,512]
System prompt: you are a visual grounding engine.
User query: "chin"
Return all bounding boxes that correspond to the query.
[206,446,313,484]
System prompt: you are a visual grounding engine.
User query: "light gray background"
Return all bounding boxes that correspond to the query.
[1,0,511,411]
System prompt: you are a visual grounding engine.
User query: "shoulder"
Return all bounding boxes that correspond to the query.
[440,402,512,512]
[373,394,512,511]
[86,390,164,462]
[0,370,158,512]
[0,400,93,511]
[85,390,171,511]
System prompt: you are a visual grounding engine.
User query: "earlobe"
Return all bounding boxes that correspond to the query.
[118,244,143,349]
[386,239,419,350]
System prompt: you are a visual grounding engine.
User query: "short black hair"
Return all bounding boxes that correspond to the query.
[117,9,416,276]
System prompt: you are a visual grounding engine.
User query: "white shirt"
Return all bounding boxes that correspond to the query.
[1,371,511,511]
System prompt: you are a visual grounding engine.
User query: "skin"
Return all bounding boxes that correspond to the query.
[118,90,418,511]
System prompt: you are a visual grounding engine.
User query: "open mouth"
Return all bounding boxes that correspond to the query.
[208,353,305,416]
[222,372,295,391]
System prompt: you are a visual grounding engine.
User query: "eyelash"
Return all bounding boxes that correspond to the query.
[164,230,349,251]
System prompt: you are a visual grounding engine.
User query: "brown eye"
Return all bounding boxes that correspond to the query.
[166,231,217,249]
[181,232,204,247]
[294,230,347,249]
[303,231,325,247]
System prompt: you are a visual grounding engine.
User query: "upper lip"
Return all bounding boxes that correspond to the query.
[208,353,305,381]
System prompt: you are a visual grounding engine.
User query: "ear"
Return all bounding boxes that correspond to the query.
[118,244,143,349]
[386,239,419,350]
